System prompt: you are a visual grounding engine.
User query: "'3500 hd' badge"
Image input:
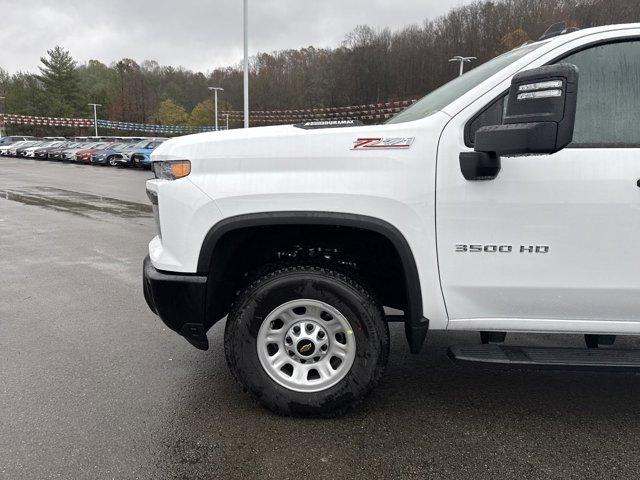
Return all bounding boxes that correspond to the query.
[352,137,415,150]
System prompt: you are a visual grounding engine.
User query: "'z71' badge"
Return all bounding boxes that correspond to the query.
[352,137,415,150]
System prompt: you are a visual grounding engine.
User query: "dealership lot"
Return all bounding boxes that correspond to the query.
[3,158,640,479]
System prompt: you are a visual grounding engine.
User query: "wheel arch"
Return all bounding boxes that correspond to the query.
[198,211,429,352]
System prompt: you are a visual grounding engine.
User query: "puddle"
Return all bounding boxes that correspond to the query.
[0,186,152,219]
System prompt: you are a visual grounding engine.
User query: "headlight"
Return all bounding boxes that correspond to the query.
[152,160,191,180]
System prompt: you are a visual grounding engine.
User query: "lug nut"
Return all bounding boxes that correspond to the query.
[285,336,292,344]
[293,326,300,334]
[317,331,325,339]
[306,324,314,333]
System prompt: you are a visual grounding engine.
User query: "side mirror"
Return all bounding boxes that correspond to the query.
[476,63,579,155]
[460,64,578,181]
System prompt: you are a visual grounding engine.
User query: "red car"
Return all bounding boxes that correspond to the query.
[74,143,110,163]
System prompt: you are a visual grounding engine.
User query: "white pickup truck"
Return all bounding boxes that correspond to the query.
[143,23,640,416]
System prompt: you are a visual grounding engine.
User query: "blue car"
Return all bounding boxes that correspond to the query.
[129,139,166,169]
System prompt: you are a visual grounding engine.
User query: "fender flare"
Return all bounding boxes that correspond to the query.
[197,211,429,353]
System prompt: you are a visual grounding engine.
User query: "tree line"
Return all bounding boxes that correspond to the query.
[0,0,637,134]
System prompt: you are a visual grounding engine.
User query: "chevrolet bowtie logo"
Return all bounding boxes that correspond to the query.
[299,343,313,353]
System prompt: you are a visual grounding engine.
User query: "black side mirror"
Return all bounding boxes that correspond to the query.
[460,63,579,180]
[476,63,579,155]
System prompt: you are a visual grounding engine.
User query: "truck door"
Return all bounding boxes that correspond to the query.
[437,39,640,332]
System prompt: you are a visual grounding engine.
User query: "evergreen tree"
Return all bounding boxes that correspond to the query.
[37,46,82,117]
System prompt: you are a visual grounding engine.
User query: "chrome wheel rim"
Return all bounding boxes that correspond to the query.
[256,299,356,393]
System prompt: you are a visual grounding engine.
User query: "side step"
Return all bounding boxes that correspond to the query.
[448,344,640,372]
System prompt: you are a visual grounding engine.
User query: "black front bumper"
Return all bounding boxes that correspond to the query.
[143,255,210,350]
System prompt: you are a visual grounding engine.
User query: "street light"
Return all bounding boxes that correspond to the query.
[448,56,477,76]
[225,113,229,130]
[0,96,5,137]
[207,87,224,131]
[243,0,249,128]
[88,103,102,136]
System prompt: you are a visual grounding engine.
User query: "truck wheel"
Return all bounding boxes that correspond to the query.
[225,265,389,417]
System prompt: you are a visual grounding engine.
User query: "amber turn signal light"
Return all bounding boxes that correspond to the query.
[152,160,191,180]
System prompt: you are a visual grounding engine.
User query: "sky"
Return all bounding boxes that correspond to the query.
[0,0,472,74]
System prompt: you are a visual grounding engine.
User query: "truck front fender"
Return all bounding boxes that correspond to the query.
[197,211,429,353]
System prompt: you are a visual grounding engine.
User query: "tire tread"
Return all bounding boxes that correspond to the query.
[224,263,389,417]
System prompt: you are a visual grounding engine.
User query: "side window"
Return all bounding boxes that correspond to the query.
[561,40,640,147]
[465,94,508,146]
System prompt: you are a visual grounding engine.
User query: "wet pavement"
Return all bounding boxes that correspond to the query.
[2,158,640,480]
[0,186,152,219]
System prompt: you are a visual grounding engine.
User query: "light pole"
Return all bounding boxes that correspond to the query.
[243,0,249,128]
[0,96,5,137]
[448,56,477,76]
[225,113,229,130]
[88,103,102,136]
[208,87,224,131]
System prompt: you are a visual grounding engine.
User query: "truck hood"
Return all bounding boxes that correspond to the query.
[149,114,450,219]
[151,119,445,164]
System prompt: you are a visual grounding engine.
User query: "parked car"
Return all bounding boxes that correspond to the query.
[130,139,167,168]
[46,142,81,161]
[75,143,111,163]
[0,140,30,155]
[0,136,36,147]
[33,141,70,160]
[108,141,145,167]
[16,141,50,157]
[23,141,64,158]
[63,142,103,162]
[143,23,640,416]
[90,143,131,166]
[7,141,40,157]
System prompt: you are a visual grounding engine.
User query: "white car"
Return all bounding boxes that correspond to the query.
[3,140,38,156]
[22,141,62,158]
[0,135,36,147]
[144,23,640,416]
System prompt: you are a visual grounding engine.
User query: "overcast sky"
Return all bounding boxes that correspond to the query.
[1,0,472,74]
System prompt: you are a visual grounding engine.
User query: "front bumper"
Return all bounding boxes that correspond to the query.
[113,157,131,166]
[132,154,151,168]
[143,255,210,350]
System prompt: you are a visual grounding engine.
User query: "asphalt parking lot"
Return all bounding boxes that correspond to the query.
[3,158,640,480]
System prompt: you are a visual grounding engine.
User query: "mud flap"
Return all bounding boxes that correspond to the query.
[405,317,429,354]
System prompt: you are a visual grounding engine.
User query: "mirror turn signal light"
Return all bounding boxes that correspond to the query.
[152,160,191,180]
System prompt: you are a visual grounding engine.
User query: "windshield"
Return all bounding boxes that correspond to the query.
[387,42,546,124]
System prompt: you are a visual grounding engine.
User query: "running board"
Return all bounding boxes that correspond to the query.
[448,344,640,372]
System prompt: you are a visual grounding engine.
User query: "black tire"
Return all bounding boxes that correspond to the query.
[224,264,389,417]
